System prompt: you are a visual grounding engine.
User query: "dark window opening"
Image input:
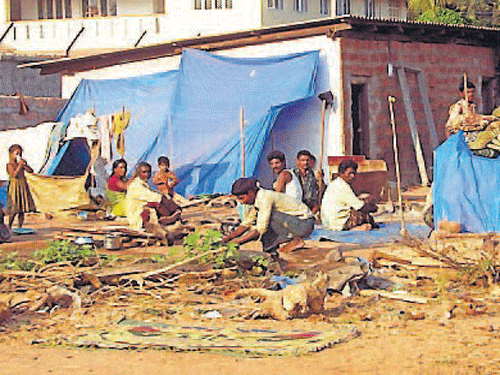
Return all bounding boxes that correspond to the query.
[351,83,369,156]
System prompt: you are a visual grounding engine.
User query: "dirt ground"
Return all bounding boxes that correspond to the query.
[2,207,500,374]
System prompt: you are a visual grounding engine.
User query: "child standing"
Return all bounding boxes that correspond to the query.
[153,156,190,206]
[6,144,36,229]
[152,156,171,195]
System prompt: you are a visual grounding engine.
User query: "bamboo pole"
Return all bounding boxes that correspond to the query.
[240,106,245,178]
[388,96,407,236]
[464,73,469,109]
[318,98,327,198]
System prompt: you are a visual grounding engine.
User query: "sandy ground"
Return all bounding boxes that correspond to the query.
[3,313,500,375]
[2,210,500,374]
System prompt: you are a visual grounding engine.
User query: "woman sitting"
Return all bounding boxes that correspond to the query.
[106,159,133,217]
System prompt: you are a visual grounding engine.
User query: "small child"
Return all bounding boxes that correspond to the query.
[152,156,171,195]
[6,144,36,229]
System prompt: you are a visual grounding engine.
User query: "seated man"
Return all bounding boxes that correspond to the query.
[321,159,378,231]
[446,79,499,158]
[292,150,320,214]
[267,150,302,202]
[125,162,181,231]
[222,178,315,260]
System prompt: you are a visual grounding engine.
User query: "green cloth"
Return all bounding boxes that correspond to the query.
[106,189,126,217]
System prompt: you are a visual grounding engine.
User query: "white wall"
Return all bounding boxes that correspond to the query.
[117,0,153,15]
[1,0,262,51]
[62,35,344,181]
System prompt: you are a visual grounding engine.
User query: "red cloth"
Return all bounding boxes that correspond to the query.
[108,175,126,192]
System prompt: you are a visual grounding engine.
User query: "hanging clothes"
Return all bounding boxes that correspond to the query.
[66,111,99,144]
[99,114,113,163]
[112,110,130,157]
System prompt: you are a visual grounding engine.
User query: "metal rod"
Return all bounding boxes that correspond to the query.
[0,23,14,43]
[134,30,147,48]
[66,26,85,57]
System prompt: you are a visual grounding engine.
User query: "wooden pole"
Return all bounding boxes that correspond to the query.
[388,96,407,236]
[463,73,469,114]
[317,99,327,198]
[240,106,245,178]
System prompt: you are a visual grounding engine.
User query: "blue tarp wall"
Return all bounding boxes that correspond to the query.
[434,131,500,233]
[46,48,319,195]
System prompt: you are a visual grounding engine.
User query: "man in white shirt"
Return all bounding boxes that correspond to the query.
[126,162,180,230]
[321,159,378,231]
[222,177,315,260]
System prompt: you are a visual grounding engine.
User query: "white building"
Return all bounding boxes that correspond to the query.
[0,0,406,53]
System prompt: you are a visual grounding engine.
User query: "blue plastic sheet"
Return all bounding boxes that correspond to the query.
[47,48,320,195]
[309,223,429,245]
[44,70,179,176]
[434,132,500,233]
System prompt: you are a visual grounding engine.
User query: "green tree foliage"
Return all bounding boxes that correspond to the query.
[416,7,470,24]
[409,0,500,27]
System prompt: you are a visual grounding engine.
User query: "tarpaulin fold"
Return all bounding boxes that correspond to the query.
[434,131,500,233]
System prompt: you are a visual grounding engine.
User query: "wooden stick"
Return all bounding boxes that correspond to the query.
[240,106,245,178]
[464,73,469,113]
[140,248,225,279]
[388,96,407,236]
[318,99,327,198]
[359,289,428,304]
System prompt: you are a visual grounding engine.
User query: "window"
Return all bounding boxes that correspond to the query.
[320,0,329,14]
[388,0,399,18]
[365,0,375,17]
[153,0,165,13]
[294,0,308,12]
[336,0,349,15]
[267,0,283,9]
[195,0,232,9]
[64,0,72,18]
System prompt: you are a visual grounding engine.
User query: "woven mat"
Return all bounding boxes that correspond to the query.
[46,320,358,356]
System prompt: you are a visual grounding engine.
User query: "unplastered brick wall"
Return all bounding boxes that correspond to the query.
[340,37,497,186]
[0,96,67,131]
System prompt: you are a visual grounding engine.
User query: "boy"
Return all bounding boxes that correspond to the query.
[153,156,171,195]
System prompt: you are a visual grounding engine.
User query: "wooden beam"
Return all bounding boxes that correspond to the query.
[416,70,439,149]
[396,67,429,186]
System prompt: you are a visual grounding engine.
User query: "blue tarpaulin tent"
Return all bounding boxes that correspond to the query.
[44,48,320,195]
[434,131,500,233]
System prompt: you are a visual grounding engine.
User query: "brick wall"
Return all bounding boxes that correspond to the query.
[0,95,67,131]
[340,37,497,187]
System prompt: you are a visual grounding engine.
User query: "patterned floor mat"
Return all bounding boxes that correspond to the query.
[44,320,359,356]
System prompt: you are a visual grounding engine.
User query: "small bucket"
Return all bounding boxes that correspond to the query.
[104,234,122,250]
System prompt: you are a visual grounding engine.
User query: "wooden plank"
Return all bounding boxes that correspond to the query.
[416,71,439,150]
[396,67,429,186]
